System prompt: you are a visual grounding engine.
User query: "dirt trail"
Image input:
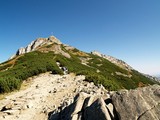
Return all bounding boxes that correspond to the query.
[0,73,85,120]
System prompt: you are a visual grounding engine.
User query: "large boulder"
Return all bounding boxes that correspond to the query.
[84,97,111,120]
[49,92,118,120]
[49,85,160,120]
[111,84,160,120]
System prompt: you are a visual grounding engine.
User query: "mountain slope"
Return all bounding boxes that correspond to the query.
[91,51,133,71]
[0,36,158,93]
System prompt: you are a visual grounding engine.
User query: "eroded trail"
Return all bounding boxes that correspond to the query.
[0,73,86,120]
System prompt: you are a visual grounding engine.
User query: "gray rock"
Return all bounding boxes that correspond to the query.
[12,36,63,58]
[48,36,62,44]
[84,97,112,120]
[112,84,160,120]
[1,103,14,111]
[16,47,25,55]
[2,110,20,115]
[49,92,117,120]
[31,38,47,50]
[25,41,34,53]
[49,84,160,120]
[91,51,133,71]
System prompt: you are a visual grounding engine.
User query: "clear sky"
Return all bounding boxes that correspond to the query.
[0,0,160,75]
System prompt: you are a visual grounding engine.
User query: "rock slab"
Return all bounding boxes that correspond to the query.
[112,84,160,120]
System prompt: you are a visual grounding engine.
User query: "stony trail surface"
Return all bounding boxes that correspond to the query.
[0,73,159,120]
[0,73,89,120]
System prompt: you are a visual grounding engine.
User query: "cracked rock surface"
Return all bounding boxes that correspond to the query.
[49,85,160,120]
[111,84,160,120]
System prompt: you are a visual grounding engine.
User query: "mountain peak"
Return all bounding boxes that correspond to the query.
[48,36,62,44]
[9,36,62,59]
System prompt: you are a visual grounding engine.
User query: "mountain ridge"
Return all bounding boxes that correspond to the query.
[10,36,133,72]
[9,36,62,59]
[0,35,160,120]
[0,36,159,94]
[91,51,133,71]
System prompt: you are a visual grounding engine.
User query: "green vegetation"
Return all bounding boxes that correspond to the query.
[0,46,158,93]
[0,51,63,93]
[0,64,12,71]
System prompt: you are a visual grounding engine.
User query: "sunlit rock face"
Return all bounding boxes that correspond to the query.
[15,36,62,56]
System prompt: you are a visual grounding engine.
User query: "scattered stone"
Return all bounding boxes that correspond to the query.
[3,110,20,115]
[26,101,33,109]
[36,84,39,89]
[1,73,159,120]
[1,103,14,111]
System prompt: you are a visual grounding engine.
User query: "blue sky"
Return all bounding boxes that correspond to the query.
[0,0,160,75]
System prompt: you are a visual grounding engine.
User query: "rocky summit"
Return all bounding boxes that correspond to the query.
[0,36,160,120]
[10,36,62,59]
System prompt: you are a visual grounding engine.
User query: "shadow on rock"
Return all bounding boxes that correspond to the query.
[48,92,119,120]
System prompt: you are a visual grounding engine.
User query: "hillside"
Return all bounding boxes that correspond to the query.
[0,36,158,93]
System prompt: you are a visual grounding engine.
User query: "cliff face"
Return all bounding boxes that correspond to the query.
[9,36,62,59]
[16,36,62,55]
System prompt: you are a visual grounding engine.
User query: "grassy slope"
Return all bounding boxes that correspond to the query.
[0,45,158,93]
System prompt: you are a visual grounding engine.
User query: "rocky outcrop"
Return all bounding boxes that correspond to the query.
[91,51,133,71]
[144,74,160,83]
[112,84,160,120]
[49,92,118,120]
[9,36,62,59]
[9,36,72,59]
[16,36,61,55]
[49,84,160,120]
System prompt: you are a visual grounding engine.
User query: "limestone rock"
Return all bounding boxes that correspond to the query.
[49,92,118,120]
[13,36,62,58]
[91,51,133,71]
[2,109,20,115]
[111,84,160,120]
[16,47,25,55]
[25,41,34,53]
[84,97,111,120]
[48,36,62,44]
[1,103,14,111]
[49,84,160,120]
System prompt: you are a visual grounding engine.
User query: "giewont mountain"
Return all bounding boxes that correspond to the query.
[0,36,158,93]
[0,36,160,120]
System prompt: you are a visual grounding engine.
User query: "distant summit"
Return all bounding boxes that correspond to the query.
[91,51,133,71]
[1,35,158,95]
[10,36,62,59]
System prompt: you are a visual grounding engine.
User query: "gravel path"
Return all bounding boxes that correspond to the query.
[0,73,85,120]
